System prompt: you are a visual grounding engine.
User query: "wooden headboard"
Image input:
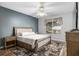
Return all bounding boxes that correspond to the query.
[14,27,32,36]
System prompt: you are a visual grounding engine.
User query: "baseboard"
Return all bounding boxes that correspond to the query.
[0,46,4,49]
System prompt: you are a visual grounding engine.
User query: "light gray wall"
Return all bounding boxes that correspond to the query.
[38,18,46,34]
[78,12,79,29]
[0,6,38,47]
[38,12,75,34]
[38,12,75,42]
[59,12,75,34]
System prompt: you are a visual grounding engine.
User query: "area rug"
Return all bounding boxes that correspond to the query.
[0,41,65,56]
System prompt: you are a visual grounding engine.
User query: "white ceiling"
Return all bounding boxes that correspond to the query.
[0,2,76,18]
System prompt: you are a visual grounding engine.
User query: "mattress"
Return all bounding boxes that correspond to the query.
[17,34,50,49]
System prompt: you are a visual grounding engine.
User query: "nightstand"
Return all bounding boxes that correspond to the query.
[5,36,16,48]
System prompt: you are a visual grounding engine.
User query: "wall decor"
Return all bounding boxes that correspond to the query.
[46,17,63,34]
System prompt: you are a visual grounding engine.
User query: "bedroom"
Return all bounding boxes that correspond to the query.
[0,2,79,56]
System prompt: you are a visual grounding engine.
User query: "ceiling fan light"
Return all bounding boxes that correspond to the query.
[37,12,47,17]
[37,2,47,17]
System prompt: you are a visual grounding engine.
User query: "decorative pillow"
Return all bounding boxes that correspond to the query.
[22,32,35,36]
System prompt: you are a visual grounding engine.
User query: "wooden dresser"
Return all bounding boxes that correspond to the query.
[66,32,79,56]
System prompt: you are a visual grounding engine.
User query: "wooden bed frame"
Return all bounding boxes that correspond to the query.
[14,27,51,51]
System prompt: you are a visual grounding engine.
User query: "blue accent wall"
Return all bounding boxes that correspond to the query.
[0,6,38,47]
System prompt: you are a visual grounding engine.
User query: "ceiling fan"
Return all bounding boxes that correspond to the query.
[37,2,47,18]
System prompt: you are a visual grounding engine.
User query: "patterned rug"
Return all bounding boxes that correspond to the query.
[0,41,65,56]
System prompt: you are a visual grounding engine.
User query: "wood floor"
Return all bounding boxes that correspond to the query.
[0,49,16,56]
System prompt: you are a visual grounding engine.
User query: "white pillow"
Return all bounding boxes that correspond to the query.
[22,32,35,36]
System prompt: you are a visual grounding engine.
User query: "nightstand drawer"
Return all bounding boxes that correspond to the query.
[6,40,16,46]
[6,36,16,41]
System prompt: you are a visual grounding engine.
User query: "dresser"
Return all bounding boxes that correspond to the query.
[66,32,79,56]
[5,36,16,48]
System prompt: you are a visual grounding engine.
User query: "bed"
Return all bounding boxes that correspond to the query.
[14,27,51,51]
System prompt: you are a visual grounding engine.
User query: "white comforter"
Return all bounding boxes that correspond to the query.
[17,34,50,49]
